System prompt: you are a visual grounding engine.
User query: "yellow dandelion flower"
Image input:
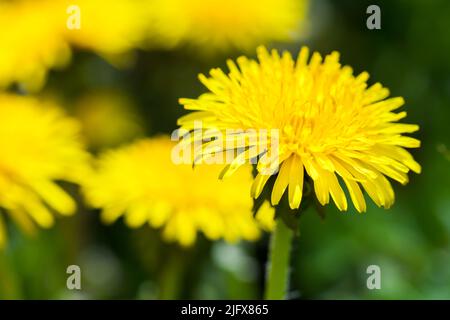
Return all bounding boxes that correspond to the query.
[0,0,149,90]
[0,94,89,248]
[177,46,421,212]
[147,0,308,51]
[61,0,148,57]
[83,137,274,246]
[0,0,71,91]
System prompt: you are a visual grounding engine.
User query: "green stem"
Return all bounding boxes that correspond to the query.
[158,249,184,300]
[264,218,294,300]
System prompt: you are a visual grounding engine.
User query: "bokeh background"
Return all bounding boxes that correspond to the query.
[1,0,450,299]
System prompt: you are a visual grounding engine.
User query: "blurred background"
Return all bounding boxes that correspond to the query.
[1,0,450,299]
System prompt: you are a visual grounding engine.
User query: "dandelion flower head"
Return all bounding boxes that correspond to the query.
[147,0,307,51]
[83,136,274,246]
[61,0,149,56]
[178,46,421,212]
[0,0,71,91]
[0,94,90,248]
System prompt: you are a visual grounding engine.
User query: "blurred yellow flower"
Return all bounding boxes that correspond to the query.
[0,94,89,248]
[0,0,149,90]
[147,0,308,51]
[0,0,307,90]
[62,0,148,57]
[73,90,144,149]
[0,0,71,91]
[84,137,274,246]
[178,46,421,212]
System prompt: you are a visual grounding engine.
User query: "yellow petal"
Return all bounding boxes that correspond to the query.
[125,204,148,228]
[314,177,329,206]
[9,208,37,235]
[251,172,271,199]
[288,155,304,209]
[325,172,348,211]
[271,158,291,205]
[342,178,366,213]
[21,193,54,228]
[148,201,172,228]
[255,201,275,231]
[101,205,125,224]
[30,180,76,216]
[219,146,258,179]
